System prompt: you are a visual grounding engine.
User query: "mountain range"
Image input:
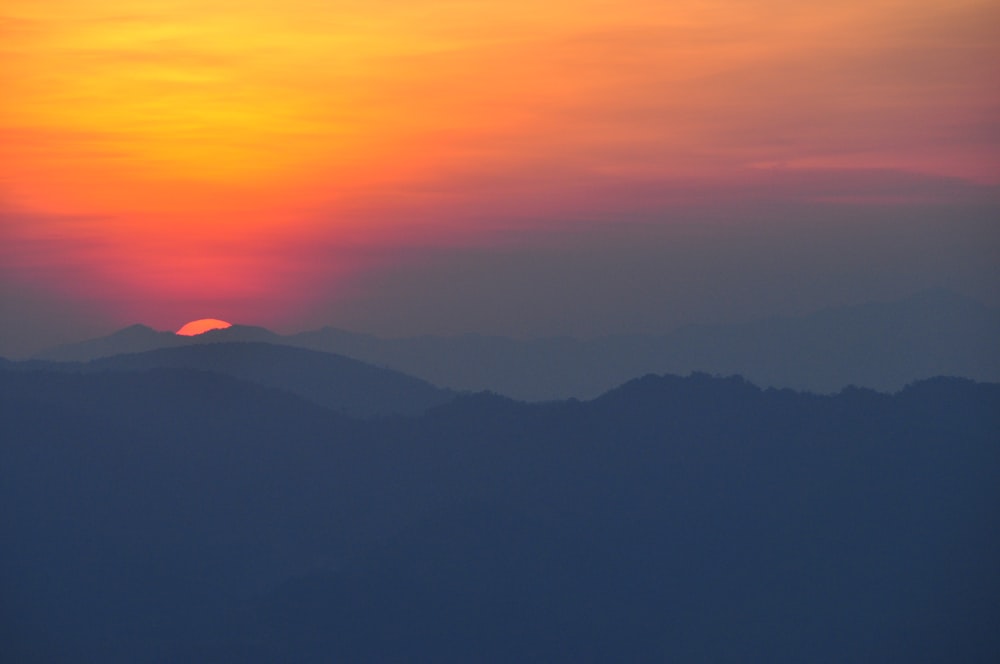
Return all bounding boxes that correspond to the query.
[14,342,455,418]
[32,290,1000,399]
[5,289,999,661]
[2,366,997,662]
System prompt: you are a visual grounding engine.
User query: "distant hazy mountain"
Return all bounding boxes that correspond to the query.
[32,290,1000,399]
[656,289,1000,394]
[292,290,1000,398]
[34,323,284,362]
[18,342,456,418]
[2,368,997,662]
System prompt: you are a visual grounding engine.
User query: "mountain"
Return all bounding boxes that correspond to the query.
[2,367,998,662]
[19,342,457,418]
[34,323,183,361]
[31,290,1000,399]
[656,289,1000,394]
[35,323,284,362]
[0,367,366,662]
[290,289,1000,398]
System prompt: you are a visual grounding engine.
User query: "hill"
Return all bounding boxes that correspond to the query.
[34,323,283,363]
[2,367,998,661]
[20,342,457,418]
[33,290,1000,399]
[290,290,1000,398]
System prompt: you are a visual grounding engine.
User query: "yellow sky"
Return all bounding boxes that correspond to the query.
[1,0,997,323]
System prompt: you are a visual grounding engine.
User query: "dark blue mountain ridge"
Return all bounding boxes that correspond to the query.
[2,366,997,662]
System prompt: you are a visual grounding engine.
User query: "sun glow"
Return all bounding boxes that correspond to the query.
[176,318,233,336]
[2,0,997,331]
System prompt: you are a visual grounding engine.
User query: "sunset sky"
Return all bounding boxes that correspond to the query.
[2,0,998,355]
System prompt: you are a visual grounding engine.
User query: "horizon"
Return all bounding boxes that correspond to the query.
[6,286,994,360]
[11,286,999,402]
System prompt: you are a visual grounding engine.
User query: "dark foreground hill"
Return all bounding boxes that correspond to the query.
[1,368,998,662]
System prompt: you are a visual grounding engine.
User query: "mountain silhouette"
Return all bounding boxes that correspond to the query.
[32,290,1000,398]
[35,323,182,361]
[21,342,457,418]
[35,323,284,362]
[2,367,997,662]
[291,289,1000,398]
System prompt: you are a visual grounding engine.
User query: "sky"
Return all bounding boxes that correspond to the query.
[1,0,998,356]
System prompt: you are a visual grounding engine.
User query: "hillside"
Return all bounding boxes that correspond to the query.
[2,368,998,661]
[21,342,457,418]
[32,291,1000,399]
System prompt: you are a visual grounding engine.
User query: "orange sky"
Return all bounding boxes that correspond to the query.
[1,0,998,335]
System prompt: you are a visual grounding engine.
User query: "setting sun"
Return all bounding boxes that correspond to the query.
[176,318,233,336]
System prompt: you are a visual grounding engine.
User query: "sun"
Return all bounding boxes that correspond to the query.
[176,318,233,336]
